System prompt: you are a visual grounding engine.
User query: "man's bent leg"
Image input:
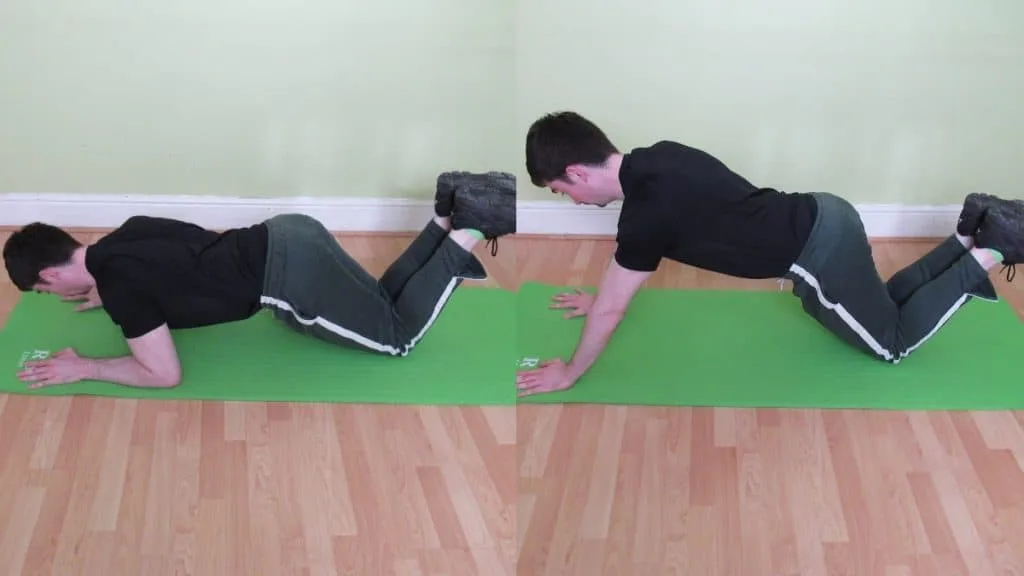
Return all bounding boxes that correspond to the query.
[786,195,899,360]
[260,213,484,355]
[891,251,993,357]
[260,214,410,354]
[384,235,486,351]
[884,235,970,305]
[378,219,453,301]
[377,170,511,300]
[883,233,998,304]
[786,193,992,362]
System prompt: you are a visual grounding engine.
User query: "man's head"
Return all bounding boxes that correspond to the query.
[3,223,93,296]
[525,111,624,207]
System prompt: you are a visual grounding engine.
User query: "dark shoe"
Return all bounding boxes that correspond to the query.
[435,171,465,218]
[451,171,516,255]
[957,193,998,236]
[974,200,1024,280]
[957,192,1024,236]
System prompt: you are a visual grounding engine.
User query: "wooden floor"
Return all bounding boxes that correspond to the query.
[0,228,517,576]
[515,236,1024,576]
[1,229,1023,575]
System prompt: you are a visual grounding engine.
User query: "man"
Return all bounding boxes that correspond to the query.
[516,111,1021,397]
[4,171,515,389]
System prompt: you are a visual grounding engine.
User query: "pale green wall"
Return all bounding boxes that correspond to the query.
[2,1,1021,204]
[516,0,1023,204]
[0,0,515,199]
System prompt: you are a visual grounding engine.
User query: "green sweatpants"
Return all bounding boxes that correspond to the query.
[784,192,997,363]
[258,213,486,356]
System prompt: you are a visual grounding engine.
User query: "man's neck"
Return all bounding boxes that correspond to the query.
[72,246,88,265]
[70,246,96,286]
[601,154,626,200]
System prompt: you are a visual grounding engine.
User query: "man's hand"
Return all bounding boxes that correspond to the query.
[516,358,575,397]
[62,287,102,311]
[555,259,653,389]
[18,348,91,388]
[17,325,183,390]
[549,288,595,319]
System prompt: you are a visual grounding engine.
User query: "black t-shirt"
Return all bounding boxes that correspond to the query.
[85,216,268,339]
[614,140,818,278]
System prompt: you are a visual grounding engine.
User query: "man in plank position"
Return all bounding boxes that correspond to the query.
[4,171,515,389]
[515,111,1021,397]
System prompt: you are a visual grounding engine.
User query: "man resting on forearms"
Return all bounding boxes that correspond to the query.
[4,171,515,389]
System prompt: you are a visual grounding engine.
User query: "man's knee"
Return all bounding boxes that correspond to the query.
[267,213,323,232]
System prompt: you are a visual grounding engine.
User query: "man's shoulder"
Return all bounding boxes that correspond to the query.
[85,239,150,288]
[624,140,709,183]
[118,215,205,235]
[629,139,704,161]
[95,216,154,247]
[89,253,141,285]
[111,215,165,233]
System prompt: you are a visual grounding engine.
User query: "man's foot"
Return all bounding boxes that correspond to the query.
[435,171,466,218]
[974,199,1024,280]
[451,171,516,255]
[957,192,1024,236]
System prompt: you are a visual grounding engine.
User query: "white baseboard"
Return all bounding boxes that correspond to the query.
[516,201,962,238]
[0,193,960,238]
[0,193,437,232]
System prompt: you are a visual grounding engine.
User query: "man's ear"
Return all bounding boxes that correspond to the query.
[36,267,57,283]
[563,164,587,184]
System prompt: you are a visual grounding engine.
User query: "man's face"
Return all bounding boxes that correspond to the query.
[546,167,611,207]
[33,266,89,297]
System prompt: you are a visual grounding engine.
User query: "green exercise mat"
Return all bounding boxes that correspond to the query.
[0,288,515,405]
[516,282,1024,410]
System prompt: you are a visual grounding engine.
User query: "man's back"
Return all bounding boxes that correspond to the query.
[86,216,269,339]
[615,140,818,278]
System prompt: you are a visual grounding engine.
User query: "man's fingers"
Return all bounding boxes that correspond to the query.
[551,291,584,303]
[517,381,557,397]
[516,371,539,385]
[20,360,49,372]
[29,376,55,389]
[516,380,544,394]
[550,296,580,307]
[516,373,540,385]
[517,371,553,389]
[61,290,91,302]
[19,366,48,383]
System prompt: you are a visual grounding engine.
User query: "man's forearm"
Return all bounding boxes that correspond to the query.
[565,308,625,383]
[85,356,179,388]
